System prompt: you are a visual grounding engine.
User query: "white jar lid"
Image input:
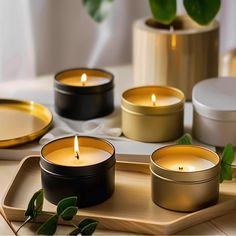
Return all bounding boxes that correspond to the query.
[192,77,236,121]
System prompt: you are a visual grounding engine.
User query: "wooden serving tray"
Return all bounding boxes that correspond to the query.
[2,156,236,235]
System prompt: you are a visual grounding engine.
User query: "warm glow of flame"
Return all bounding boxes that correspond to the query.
[151,94,157,106]
[170,25,176,50]
[81,73,87,86]
[74,136,79,159]
[171,34,177,49]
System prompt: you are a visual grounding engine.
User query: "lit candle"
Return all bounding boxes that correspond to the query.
[59,72,110,87]
[127,92,181,107]
[81,73,87,86]
[151,94,157,106]
[121,86,185,142]
[54,68,114,120]
[40,136,116,207]
[45,136,111,167]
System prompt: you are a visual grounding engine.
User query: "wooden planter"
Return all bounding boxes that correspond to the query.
[133,16,219,100]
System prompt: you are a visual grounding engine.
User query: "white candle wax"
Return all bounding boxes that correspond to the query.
[60,76,110,87]
[156,154,214,172]
[46,146,110,167]
[127,94,181,106]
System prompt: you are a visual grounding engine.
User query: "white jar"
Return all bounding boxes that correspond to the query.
[192,78,236,147]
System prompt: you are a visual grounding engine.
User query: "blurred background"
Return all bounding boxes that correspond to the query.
[0,0,236,80]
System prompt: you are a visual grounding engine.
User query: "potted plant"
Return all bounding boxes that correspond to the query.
[83,0,221,100]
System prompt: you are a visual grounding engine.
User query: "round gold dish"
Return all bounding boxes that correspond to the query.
[0,99,53,148]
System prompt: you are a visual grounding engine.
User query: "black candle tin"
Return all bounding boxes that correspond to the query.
[54,68,114,120]
[40,136,116,208]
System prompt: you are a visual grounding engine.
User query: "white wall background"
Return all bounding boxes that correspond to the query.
[0,0,235,81]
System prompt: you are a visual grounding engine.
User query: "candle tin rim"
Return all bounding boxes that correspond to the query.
[54,68,114,94]
[121,85,185,115]
[193,78,236,121]
[40,135,116,177]
[140,15,219,35]
[150,145,220,182]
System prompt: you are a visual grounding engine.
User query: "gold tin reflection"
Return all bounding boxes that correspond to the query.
[121,86,185,142]
[150,145,220,212]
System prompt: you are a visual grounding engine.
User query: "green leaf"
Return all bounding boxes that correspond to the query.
[80,221,98,236]
[25,189,44,219]
[220,163,233,183]
[68,227,81,236]
[60,206,78,221]
[221,144,234,165]
[176,133,193,145]
[184,0,221,25]
[220,144,234,183]
[37,214,58,235]
[78,219,98,230]
[57,197,77,216]
[82,0,114,23]
[149,0,176,25]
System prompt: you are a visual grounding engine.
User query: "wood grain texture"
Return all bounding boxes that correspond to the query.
[133,16,219,100]
[2,156,236,235]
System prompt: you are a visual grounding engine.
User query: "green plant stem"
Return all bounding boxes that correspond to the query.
[15,216,32,234]
[71,222,78,228]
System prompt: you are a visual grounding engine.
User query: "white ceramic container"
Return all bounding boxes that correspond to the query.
[192,78,236,147]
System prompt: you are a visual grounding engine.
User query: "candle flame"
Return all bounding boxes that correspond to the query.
[74,136,79,159]
[151,94,157,106]
[81,73,87,86]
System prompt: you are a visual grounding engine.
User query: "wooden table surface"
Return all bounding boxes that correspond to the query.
[0,65,236,235]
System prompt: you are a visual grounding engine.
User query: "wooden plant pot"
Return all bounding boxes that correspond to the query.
[133,16,219,100]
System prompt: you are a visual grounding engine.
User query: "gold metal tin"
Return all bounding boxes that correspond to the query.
[121,86,185,142]
[133,15,219,100]
[150,145,220,212]
[0,99,53,148]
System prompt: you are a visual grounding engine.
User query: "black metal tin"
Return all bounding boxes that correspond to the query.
[54,68,114,120]
[40,136,116,208]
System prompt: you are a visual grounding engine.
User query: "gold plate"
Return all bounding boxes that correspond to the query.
[0,99,53,148]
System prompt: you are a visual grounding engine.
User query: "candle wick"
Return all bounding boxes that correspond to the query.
[153,101,157,106]
[178,166,183,171]
[75,151,79,160]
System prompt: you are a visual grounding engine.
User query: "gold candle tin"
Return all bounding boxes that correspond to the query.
[150,145,220,212]
[121,86,185,142]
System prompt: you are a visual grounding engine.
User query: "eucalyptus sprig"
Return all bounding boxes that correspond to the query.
[16,190,98,236]
[176,133,235,183]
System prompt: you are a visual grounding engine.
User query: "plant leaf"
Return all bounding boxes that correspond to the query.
[149,0,176,25]
[68,227,81,236]
[82,0,114,23]
[220,144,234,183]
[37,214,58,235]
[25,189,44,219]
[78,219,98,230]
[60,206,78,221]
[221,144,234,165]
[220,163,233,183]
[57,196,78,216]
[184,0,221,25]
[176,133,193,145]
[80,221,98,236]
